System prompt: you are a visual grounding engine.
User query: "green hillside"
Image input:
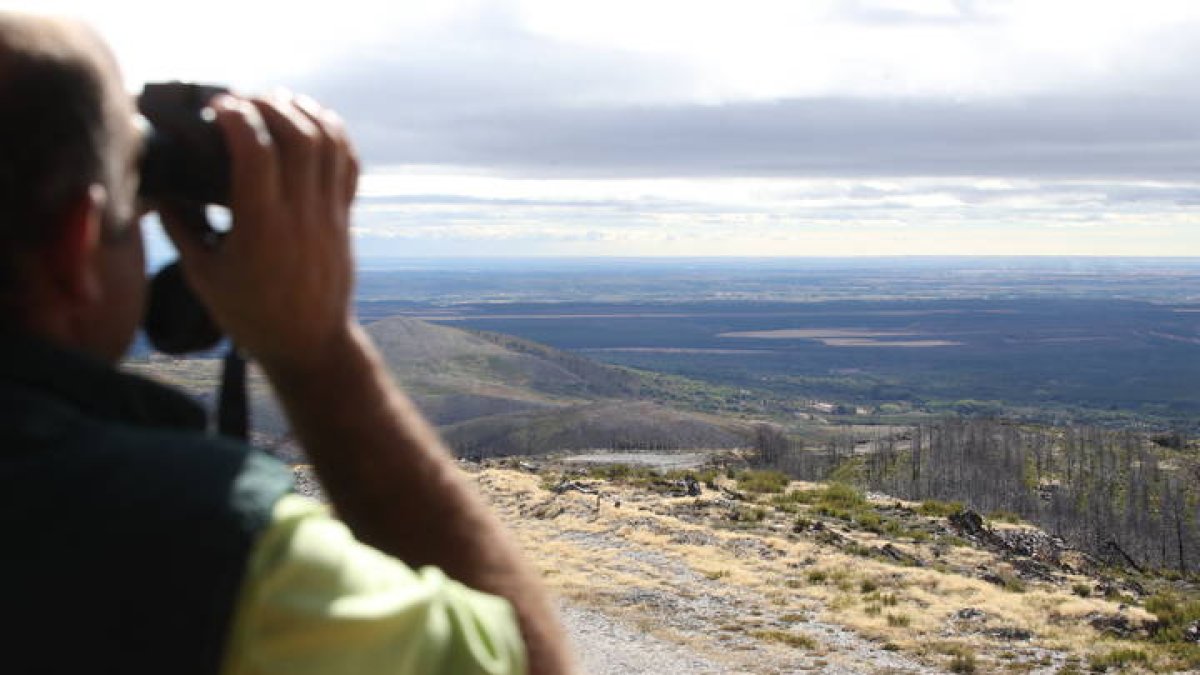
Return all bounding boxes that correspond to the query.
[443,400,747,457]
[126,317,748,455]
[366,317,642,403]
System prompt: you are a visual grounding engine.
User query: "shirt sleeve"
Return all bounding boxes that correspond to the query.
[219,494,528,675]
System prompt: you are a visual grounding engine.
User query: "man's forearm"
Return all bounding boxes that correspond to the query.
[156,92,571,672]
[262,323,575,675]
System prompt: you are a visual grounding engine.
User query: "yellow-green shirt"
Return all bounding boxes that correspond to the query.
[220,494,528,675]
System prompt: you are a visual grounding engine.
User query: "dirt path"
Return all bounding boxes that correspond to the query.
[559,599,941,675]
[561,603,734,674]
[479,469,947,674]
[561,451,716,471]
[296,464,1088,674]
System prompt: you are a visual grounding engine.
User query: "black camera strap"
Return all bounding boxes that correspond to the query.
[146,260,249,441]
[217,347,248,440]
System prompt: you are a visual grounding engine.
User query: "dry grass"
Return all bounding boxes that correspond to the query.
[474,464,1164,673]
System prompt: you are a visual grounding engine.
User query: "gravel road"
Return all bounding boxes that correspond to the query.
[561,604,736,675]
[561,452,716,470]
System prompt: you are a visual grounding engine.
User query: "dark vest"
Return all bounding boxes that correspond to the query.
[0,336,293,674]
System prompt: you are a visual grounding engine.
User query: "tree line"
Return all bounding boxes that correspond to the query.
[757,419,1198,574]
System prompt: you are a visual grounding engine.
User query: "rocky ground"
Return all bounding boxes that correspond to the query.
[295,459,1191,674]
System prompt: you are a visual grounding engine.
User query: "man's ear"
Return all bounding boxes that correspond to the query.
[43,183,106,306]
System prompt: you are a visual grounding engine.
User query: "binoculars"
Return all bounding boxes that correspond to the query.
[138,82,231,207]
[137,82,230,355]
[137,82,252,438]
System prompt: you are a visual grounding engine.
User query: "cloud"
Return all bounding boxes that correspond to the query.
[289,2,1200,182]
[44,0,1200,257]
[323,91,1200,181]
[347,173,1200,253]
[350,95,1200,179]
[33,0,1197,183]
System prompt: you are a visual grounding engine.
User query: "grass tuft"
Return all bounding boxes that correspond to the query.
[1146,591,1200,643]
[1087,648,1148,671]
[751,629,818,649]
[918,499,965,517]
[736,469,791,494]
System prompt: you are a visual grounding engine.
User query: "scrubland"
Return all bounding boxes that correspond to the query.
[460,459,1200,674]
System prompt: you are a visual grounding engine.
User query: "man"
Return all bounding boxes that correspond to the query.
[0,13,575,675]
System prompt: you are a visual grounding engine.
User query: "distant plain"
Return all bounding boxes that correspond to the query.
[352,257,1200,428]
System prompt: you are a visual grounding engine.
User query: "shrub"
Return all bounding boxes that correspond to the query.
[918,499,965,517]
[829,457,865,485]
[1071,583,1092,598]
[990,572,1026,593]
[908,529,932,543]
[1088,648,1148,671]
[855,511,884,533]
[1057,657,1083,675]
[1160,643,1200,670]
[1146,591,1200,643]
[750,629,817,649]
[586,463,658,485]
[821,482,868,510]
[949,650,976,674]
[886,613,911,628]
[988,509,1023,524]
[736,469,790,494]
[664,467,720,486]
[845,543,874,557]
[731,505,767,522]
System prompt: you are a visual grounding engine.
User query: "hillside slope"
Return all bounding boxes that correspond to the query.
[367,317,643,402]
[127,317,747,455]
[458,461,1180,674]
[443,400,747,456]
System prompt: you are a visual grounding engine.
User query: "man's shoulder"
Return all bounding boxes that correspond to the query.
[0,338,293,532]
[0,395,296,675]
[78,417,296,534]
[0,386,294,538]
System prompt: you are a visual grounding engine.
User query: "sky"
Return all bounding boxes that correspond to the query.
[16,0,1200,257]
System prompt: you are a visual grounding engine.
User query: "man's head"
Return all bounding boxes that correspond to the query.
[0,12,143,362]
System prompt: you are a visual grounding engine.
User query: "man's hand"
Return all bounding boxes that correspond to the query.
[157,92,578,674]
[159,93,359,372]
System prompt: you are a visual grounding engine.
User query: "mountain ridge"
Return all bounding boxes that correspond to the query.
[126,316,749,456]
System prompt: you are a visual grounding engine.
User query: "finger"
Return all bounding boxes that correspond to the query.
[344,148,360,210]
[331,114,361,210]
[211,95,281,235]
[292,95,346,211]
[251,94,322,206]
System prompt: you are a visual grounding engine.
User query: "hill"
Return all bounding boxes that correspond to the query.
[442,400,746,457]
[125,317,748,455]
[367,317,643,400]
[446,459,1192,674]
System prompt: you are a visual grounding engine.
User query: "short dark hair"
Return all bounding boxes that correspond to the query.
[0,15,114,253]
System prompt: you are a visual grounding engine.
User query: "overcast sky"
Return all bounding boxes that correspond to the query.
[20,0,1200,256]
